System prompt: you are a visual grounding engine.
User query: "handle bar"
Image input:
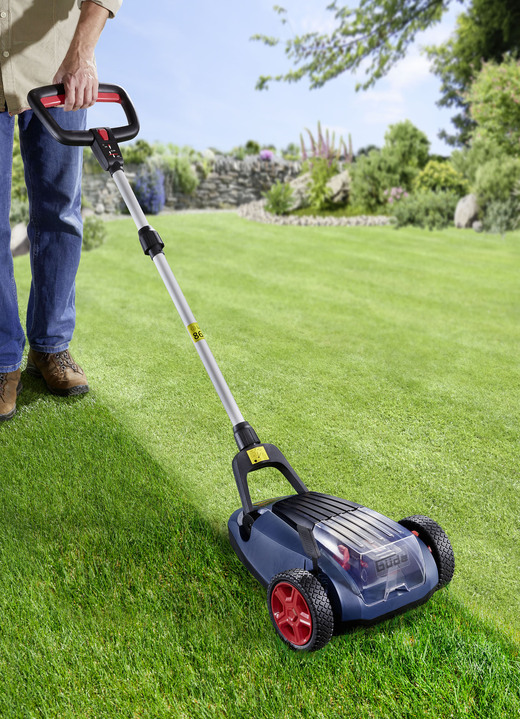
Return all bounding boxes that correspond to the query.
[27,83,139,146]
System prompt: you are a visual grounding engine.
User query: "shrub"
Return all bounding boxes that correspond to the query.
[263,181,293,215]
[82,215,107,251]
[384,187,409,205]
[414,160,469,196]
[482,197,520,235]
[132,165,166,214]
[281,142,301,161]
[307,157,338,211]
[466,56,520,157]
[392,191,459,230]
[245,140,261,155]
[12,122,26,198]
[10,197,29,225]
[122,139,154,165]
[383,120,430,172]
[450,137,503,186]
[158,154,199,196]
[474,157,520,208]
[350,150,400,212]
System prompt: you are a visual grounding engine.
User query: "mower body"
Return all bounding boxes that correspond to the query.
[228,491,439,626]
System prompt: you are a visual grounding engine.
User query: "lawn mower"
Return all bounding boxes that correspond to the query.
[28,84,455,651]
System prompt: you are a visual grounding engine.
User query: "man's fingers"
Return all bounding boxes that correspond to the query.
[58,72,97,111]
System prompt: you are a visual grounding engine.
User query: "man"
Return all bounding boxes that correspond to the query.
[0,0,121,421]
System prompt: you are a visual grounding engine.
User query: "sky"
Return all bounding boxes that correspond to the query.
[89,0,464,157]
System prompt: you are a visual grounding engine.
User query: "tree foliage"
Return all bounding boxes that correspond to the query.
[254,1,520,147]
[253,0,449,91]
[426,0,520,146]
[466,55,520,156]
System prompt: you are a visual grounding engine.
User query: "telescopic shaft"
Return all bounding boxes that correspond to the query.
[111,168,246,429]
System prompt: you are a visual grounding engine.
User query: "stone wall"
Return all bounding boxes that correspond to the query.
[82,157,302,214]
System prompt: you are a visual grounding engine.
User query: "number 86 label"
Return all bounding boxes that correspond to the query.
[187,322,204,343]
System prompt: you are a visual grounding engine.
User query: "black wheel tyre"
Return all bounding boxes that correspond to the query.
[399,515,455,588]
[267,569,334,651]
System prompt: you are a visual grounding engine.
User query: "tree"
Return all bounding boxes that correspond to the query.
[253,1,450,91]
[466,56,520,156]
[426,0,520,146]
[383,120,430,170]
[253,1,520,147]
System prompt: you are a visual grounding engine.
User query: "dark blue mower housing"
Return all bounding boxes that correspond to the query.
[229,430,454,651]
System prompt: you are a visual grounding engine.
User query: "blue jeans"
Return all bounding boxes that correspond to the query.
[0,108,86,372]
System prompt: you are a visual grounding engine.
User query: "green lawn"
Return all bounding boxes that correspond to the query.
[2,213,519,717]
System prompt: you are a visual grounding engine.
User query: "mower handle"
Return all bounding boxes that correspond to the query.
[27,83,139,146]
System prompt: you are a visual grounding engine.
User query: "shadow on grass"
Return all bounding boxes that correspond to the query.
[1,388,519,717]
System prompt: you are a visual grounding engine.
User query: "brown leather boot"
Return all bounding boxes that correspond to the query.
[0,369,23,422]
[26,349,89,396]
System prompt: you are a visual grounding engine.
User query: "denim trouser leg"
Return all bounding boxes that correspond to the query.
[0,111,26,372]
[18,107,86,356]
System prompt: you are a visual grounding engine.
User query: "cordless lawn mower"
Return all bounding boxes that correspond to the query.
[28,84,455,651]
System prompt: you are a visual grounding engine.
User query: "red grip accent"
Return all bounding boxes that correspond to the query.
[41,91,121,109]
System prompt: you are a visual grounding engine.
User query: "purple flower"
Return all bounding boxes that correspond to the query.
[260,149,273,161]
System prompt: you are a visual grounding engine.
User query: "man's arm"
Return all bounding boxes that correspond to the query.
[53,1,110,111]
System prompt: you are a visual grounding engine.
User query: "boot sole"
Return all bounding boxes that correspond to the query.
[0,381,23,422]
[26,364,89,397]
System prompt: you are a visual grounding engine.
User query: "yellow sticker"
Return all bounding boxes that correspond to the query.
[187,322,204,343]
[247,446,270,464]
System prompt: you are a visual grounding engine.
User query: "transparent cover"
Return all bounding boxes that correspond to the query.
[314,524,426,605]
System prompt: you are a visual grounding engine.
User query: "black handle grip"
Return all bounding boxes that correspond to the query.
[27,83,140,146]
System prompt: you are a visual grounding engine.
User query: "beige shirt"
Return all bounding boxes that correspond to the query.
[0,0,121,114]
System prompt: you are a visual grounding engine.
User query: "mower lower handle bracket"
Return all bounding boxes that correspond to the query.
[232,442,308,515]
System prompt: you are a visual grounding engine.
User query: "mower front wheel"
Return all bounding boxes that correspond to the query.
[267,569,334,651]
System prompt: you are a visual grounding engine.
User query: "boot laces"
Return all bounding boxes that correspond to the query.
[54,351,80,373]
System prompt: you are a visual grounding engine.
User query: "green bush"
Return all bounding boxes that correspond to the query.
[414,160,469,196]
[263,181,293,215]
[122,139,154,165]
[82,215,107,251]
[158,154,199,196]
[10,197,29,225]
[482,197,520,235]
[12,122,26,199]
[307,157,337,211]
[466,56,520,157]
[392,191,459,230]
[450,137,503,186]
[474,157,520,208]
[350,150,400,212]
[245,140,261,155]
[384,120,430,171]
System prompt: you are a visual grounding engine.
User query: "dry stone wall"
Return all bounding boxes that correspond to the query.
[82,157,302,214]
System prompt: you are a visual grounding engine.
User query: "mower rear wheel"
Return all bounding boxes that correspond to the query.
[399,515,455,588]
[267,569,334,651]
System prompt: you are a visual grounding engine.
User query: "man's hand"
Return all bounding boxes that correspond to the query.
[53,1,109,111]
[53,57,99,111]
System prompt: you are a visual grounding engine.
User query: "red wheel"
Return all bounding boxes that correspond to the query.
[270,581,313,646]
[267,569,334,651]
